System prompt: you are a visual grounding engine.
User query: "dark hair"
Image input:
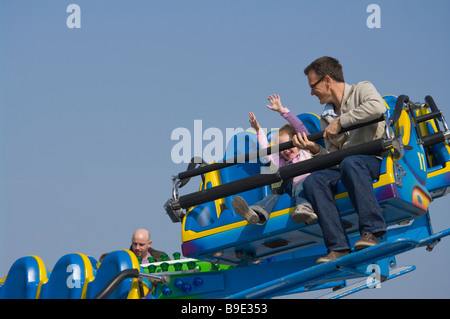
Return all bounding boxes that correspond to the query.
[304,56,344,83]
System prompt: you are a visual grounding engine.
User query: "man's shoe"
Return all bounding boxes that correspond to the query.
[316,250,350,264]
[354,233,379,251]
[232,196,260,225]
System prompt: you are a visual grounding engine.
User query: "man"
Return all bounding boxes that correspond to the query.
[293,56,387,264]
[130,229,169,263]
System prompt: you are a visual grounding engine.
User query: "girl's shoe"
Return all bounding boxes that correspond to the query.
[232,196,260,225]
[290,205,318,225]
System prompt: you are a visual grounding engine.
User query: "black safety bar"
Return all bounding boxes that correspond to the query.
[408,95,450,147]
[425,95,440,113]
[175,115,386,182]
[388,95,408,126]
[174,93,409,183]
[414,95,442,124]
[176,138,391,209]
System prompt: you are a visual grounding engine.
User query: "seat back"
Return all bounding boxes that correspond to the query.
[0,256,48,299]
[85,250,140,299]
[297,113,324,147]
[219,131,270,211]
[39,253,95,299]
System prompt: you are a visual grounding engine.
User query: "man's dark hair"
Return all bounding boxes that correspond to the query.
[304,56,344,83]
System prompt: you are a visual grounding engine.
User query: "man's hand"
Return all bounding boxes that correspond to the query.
[323,117,342,140]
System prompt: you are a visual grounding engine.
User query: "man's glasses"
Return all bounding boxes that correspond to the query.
[310,75,326,90]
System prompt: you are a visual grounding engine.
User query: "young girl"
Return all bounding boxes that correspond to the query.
[232,94,317,225]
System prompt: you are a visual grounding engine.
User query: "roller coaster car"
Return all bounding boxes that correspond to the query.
[166,95,450,266]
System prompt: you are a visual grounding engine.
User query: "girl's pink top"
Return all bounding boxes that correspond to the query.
[256,107,312,187]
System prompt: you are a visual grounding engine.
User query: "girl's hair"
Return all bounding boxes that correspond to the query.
[278,124,297,139]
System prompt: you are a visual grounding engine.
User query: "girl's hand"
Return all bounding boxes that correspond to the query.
[266,94,285,113]
[249,112,261,131]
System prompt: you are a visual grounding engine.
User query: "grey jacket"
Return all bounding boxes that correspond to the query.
[315,81,387,156]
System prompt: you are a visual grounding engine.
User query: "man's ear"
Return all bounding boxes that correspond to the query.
[325,75,333,87]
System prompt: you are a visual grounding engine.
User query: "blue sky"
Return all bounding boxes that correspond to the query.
[1,0,450,298]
